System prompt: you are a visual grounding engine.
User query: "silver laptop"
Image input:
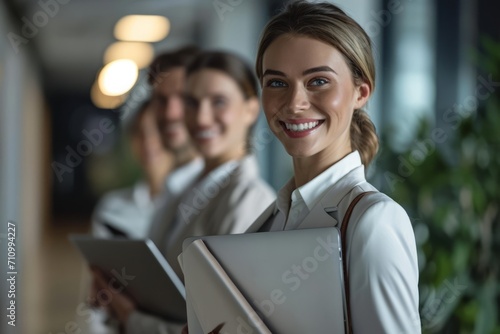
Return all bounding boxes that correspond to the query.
[70,235,187,322]
[181,227,348,333]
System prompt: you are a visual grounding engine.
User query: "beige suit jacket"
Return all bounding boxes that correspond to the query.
[127,155,275,334]
[165,154,276,278]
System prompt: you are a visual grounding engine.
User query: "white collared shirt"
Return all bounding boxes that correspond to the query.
[253,151,421,333]
[165,157,205,197]
[270,151,362,231]
[147,158,204,245]
[164,159,239,247]
[91,180,168,239]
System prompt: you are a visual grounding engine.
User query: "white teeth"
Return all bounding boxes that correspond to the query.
[196,129,218,139]
[284,121,320,132]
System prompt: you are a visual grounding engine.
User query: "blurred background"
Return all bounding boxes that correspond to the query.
[0,0,498,333]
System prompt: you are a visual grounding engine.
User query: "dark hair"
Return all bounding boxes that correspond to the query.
[147,45,201,85]
[255,1,379,166]
[186,51,258,99]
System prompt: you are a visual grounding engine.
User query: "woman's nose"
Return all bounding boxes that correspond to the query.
[164,96,184,121]
[196,100,213,125]
[286,85,310,113]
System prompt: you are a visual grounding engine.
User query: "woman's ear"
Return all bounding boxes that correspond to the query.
[244,97,260,125]
[354,82,371,110]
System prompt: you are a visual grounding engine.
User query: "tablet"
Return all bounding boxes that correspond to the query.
[181,227,347,333]
[182,238,271,334]
[70,235,186,322]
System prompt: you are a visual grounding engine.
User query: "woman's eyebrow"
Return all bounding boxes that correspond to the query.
[262,69,286,77]
[302,66,337,75]
[262,66,337,77]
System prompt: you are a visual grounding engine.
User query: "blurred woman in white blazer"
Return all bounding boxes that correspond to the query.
[95,50,276,334]
[243,1,420,333]
[161,50,276,278]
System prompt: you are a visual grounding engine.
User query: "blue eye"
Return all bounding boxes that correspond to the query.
[310,78,328,86]
[213,97,226,108]
[266,79,287,88]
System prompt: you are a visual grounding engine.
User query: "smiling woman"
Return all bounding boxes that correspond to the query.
[158,51,275,275]
[242,1,421,333]
[184,52,259,172]
[261,36,369,172]
[122,51,276,334]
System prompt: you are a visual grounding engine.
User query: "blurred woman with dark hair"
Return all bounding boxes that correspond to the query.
[92,100,173,238]
[93,50,275,334]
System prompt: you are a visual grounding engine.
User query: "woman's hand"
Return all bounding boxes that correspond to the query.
[181,322,224,334]
[90,267,137,324]
[209,323,225,334]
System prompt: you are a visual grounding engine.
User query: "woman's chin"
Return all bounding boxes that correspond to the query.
[197,146,221,162]
[283,145,316,159]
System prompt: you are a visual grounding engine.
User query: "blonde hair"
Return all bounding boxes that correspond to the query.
[255,1,379,166]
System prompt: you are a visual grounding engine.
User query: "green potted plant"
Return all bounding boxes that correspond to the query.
[376,36,500,333]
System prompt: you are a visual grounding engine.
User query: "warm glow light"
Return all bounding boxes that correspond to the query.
[104,42,154,69]
[114,15,170,42]
[91,82,127,109]
[98,59,138,96]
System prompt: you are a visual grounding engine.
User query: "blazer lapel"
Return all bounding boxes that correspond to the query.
[246,165,367,232]
[295,166,366,230]
[245,202,276,233]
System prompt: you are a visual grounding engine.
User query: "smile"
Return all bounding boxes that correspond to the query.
[284,121,321,132]
[280,119,324,138]
[195,129,219,139]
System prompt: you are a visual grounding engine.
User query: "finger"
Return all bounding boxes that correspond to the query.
[88,269,104,308]
[181,324,189,334]
[209,322,225,334]
[92,268,108,290]
[92,270,116,308]
[88,279,99,308]
[109,290,136,323]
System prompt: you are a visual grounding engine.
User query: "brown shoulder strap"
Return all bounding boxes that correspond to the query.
[340,191,374,334]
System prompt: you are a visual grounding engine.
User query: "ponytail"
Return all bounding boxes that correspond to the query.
[350,109,378,166]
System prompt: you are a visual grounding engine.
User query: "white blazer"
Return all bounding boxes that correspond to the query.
[126,155,276,334]
[163,154,276,279]
[92,181,165,239]
[246,165,421,334]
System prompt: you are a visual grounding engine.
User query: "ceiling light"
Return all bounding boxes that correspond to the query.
[104,42,154,69]
[114,15,170,42]
[90,81,126,109]
[98,59,138,96]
